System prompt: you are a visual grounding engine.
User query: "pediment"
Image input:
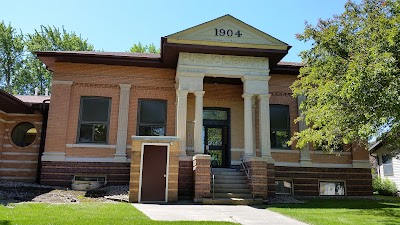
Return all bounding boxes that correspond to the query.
[166,15,290,50]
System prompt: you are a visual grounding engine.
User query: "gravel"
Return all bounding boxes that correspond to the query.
[0,180,129,204]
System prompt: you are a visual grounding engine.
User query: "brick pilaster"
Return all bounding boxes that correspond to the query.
[247,158,270,199]
[193,154,211,201]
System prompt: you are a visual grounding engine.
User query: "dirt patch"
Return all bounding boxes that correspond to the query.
[0,180,128,205]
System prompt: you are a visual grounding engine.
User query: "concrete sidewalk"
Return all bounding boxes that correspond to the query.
[133,203,308,225]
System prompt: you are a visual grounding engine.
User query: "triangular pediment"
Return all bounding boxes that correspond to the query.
[166,15,290,50]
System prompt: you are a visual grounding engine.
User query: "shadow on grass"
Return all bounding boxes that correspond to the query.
[0,186,54,206]
[0,220,11,225]
[266,199,400,210]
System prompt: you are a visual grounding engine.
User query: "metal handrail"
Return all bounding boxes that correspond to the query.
[212,174,215,199]
[241,157,255,200]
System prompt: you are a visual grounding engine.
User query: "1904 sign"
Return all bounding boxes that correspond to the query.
[214,29,242,37]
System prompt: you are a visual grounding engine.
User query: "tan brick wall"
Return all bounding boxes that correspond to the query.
[129,138,180,203]
[0,111,42,182]
[46,62,176,159]
[272,152,301,162]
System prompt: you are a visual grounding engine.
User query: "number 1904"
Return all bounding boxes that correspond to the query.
[215,29,242,37]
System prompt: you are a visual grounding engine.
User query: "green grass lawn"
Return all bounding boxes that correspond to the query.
[0,203,236,225]
[267,196,400,225]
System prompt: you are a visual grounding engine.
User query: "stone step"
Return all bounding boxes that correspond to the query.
[214,188,251,194]
[213,193,253,198]
[212,171,244,176]
[202,198,263,205]
[211,168,239,172]
[214,183,248,189]
[213,179,247,184]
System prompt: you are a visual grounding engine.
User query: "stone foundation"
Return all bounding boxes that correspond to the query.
[275,166,373,196]
[40,161,130,186]
[178,160,194,199]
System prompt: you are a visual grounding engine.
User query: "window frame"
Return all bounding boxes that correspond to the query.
[77,96,111,144]
[270,104,290,149]
[382,156,394,176]
[137,99,167,136]
[318,180,346,196]
[275,179,294,195]
[10,122,38,148]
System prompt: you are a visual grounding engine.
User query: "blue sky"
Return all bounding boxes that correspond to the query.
[1,0,355,62]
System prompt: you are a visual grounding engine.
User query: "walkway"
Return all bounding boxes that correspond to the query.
[133,203,308,225]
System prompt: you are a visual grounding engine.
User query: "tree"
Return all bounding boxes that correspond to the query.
[13,26,94,95]
[0,21,24,93]
[290,0,400,152]
[129,42,160,53]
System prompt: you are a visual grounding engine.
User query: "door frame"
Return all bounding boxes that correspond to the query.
[138,142,170,203]
[203,107,231,168]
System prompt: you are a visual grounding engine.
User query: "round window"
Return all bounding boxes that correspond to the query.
[11,122,37,147]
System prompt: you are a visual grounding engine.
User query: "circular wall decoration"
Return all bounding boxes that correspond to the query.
[11,122,37,147]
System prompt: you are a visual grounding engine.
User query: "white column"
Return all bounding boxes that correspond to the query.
[252,97,257,156]
[298,95,312,167]
[259,94,272,160]
[194,91,205,154]
[242,93,254,158]
[176,89,189,157]
[114,84,131,162]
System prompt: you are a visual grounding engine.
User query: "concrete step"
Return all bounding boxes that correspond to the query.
[213,179,247,184]
[213,193,253,198]
[212,171,244,176]
[214,183,248,189]
[211,168,239,172]
[214,188,251,194]
[202,198,263,205]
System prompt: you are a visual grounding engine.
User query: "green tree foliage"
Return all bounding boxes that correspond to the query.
[0,21,24,93]
[290,0,400,151]
[373,176,398,196]
[129,42,160,53]
[14,26,94,95]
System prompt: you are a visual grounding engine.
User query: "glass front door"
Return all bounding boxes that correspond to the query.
[204,125,228,168]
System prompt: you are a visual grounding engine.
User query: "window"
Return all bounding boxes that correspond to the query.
[270,105,290,149]
[203,109,228,120]
[382,155,394,176]
[319,181,345,196]
[11,122,37,147]
[275,180,293,195]
[137,99,167,136]
[77,97,111,143]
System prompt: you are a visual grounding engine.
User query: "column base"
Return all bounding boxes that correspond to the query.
[300,159,312,167]
[113,154,127,162]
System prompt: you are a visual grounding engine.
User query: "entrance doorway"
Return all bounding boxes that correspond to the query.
[203,108,230,168]
[140,145,168,202]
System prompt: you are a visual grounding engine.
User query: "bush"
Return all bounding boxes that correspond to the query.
[373,177,398,196]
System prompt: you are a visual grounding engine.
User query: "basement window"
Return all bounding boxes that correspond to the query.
[275,180,293,195]
[11,122,37,147]
[319,181,345,196]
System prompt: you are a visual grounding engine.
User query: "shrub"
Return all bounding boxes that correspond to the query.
[373,177,398,196]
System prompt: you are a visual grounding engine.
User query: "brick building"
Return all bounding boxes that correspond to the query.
[1,15,372,203]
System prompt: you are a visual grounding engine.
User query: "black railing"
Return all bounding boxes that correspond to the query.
[241,157,255,200]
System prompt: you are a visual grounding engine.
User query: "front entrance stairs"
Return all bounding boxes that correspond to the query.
[201,168,263,205]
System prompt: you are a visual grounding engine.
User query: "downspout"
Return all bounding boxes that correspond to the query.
[36,99,50,183]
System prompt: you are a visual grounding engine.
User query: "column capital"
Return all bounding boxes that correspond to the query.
[258,94,271,100]
[242,93,253,100]
[176,89,189,97]
[119,84,132,89]
[194,91,205,97]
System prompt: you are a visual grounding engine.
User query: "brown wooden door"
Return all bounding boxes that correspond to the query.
[141,145,167,202]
